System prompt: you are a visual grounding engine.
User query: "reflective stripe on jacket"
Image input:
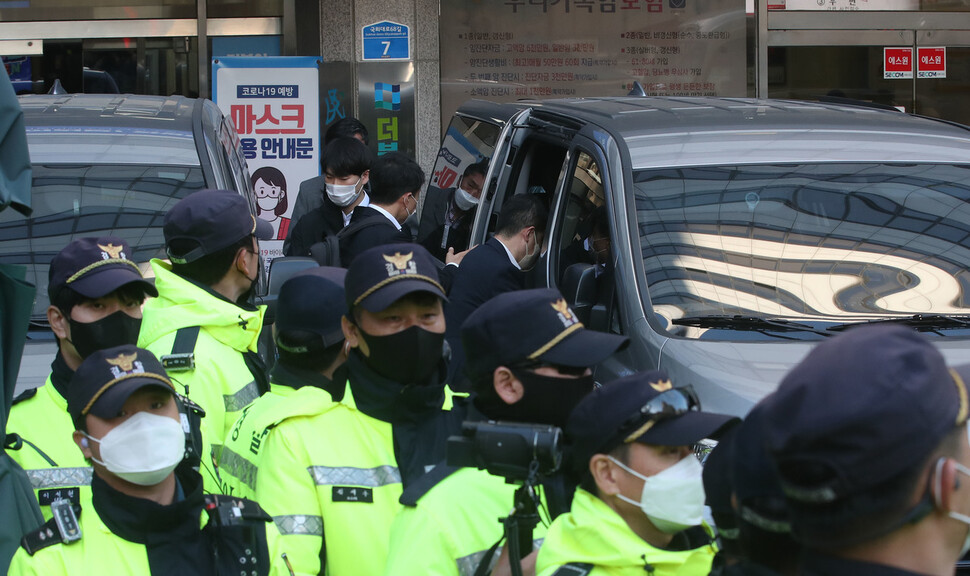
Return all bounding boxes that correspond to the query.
[138,259,265,486]
[6,376,92,521]
[220,381,401,576]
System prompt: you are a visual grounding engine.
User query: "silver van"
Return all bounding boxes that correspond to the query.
[0,94,256,392]
[428,97,970,415]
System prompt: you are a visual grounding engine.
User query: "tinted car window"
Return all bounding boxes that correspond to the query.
[634,162,970,339]
[0,163,206,320]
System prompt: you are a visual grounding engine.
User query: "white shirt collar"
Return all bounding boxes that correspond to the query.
[496,237,521,270]
[341,192,370,228]
[369,203,402,230]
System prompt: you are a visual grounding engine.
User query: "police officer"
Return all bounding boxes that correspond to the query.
[6,237,156,520]
[383,288,628,576]
[703,408,798,576]
[536,371,737,576]
[7,345,293,576]
[138,189,272,487]
[760,325,970,576]
[219,267,349,575]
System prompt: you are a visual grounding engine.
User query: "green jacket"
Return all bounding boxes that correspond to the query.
[138,259,265,487]
[220,378,401,576]
[6,375,92,522]
[383,466,547,576]
[536,488,715,576]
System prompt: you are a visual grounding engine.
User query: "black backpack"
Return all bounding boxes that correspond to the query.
[308,217,387,267]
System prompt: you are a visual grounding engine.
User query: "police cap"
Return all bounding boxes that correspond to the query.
[460,288,627,382]
[565,370,737,475]
[762,324,970,513]
[164,189,272,264]
[67,345,176,427]
[344,243,446,313]
[48,237,157,304]
[276,266,347,349]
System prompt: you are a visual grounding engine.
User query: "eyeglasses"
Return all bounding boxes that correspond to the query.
[618,386,701,443]
[254,185,283,198]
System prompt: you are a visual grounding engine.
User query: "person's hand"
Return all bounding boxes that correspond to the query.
[446,246,474,266]
[489,548,537,576]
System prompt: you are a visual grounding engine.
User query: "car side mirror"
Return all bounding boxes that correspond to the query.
[560,263,597,326]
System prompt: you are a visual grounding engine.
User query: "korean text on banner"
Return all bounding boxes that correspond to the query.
[212,56,321,271]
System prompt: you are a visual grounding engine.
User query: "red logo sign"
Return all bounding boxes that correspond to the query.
[884,47,913,79]
[917,47,946,78]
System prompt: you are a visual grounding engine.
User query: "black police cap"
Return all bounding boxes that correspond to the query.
[164,189,272,264]
[344,243,446,313]
[48,237,157,304]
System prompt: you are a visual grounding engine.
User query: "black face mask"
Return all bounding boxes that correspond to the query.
[358,324,445,385]
[68,310,142,359]
[480,368,595,428]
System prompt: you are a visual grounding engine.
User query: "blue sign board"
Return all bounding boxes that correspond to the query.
[362,21,410,61]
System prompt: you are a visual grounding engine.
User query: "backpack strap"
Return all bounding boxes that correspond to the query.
[308,217,389,267]
[161,326,201,373]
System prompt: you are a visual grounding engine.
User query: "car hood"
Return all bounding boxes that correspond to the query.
[657,336,970,417]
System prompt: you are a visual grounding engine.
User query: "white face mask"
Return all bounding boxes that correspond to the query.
[257,196,279,212]
[610,452,707,534]
[85,411,185,486]
[326,177,363,207]
[518,229,541,271]
[403,194,419,227]
[454,186,479,211]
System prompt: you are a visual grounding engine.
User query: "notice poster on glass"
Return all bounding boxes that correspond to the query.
[213,56,321,271]
[439,0,745,124]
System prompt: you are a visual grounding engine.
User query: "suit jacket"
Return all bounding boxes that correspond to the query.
[443,237,525,389]
[290,175,326,226]
[340,206,412,266]
[416,187,474,262]
[284,193,346,257]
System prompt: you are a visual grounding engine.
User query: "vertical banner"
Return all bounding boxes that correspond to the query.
[358,62,417,159]
[439,0,745,126]
[212,56,321,271]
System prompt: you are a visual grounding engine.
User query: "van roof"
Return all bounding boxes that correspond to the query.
[18,94,200,131]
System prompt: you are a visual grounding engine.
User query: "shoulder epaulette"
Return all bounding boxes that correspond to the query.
[20,504,82,556]
[203,494,273,526]
[550,563,594,576]
[12,387,37,405]
[399,463,459,507]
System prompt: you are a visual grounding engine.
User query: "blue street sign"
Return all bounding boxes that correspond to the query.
[362,21,410,61]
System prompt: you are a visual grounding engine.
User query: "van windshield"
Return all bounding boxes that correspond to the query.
[0,163,206,323]
[633,163,970,339]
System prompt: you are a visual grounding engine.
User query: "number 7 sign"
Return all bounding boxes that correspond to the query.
[362,21,411,61]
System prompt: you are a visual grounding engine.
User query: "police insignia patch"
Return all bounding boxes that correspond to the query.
[97,243,126,260]
[383,251,417,277]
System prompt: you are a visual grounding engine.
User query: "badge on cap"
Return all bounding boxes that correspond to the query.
[551,298,580,329]
[106,352,145,379]
[650,378,673,392]
[97,243,127,260]
[383,251,418,277]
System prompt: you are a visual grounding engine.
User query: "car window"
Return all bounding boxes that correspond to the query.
[483,137,567,238]
[418,115,500,258]
[0,163,206,321]
[633,162,970,340]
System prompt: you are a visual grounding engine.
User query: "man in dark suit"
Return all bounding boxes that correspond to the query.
[286,117,369,238]
[339,151,422,266]
[285,136,372,257]
[417,160,487,262]
[444,194,548,389]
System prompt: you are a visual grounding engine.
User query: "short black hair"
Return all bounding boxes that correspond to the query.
[463,160,488,179]
[322,137,373,178]
[52,282,150,318]
[495,194,548,237]
[368,152,426,206]
[325,117,369,145]
[169,235,253,287]
[276,330,343,372]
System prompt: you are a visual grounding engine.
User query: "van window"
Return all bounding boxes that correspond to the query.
[417,115,500,261]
